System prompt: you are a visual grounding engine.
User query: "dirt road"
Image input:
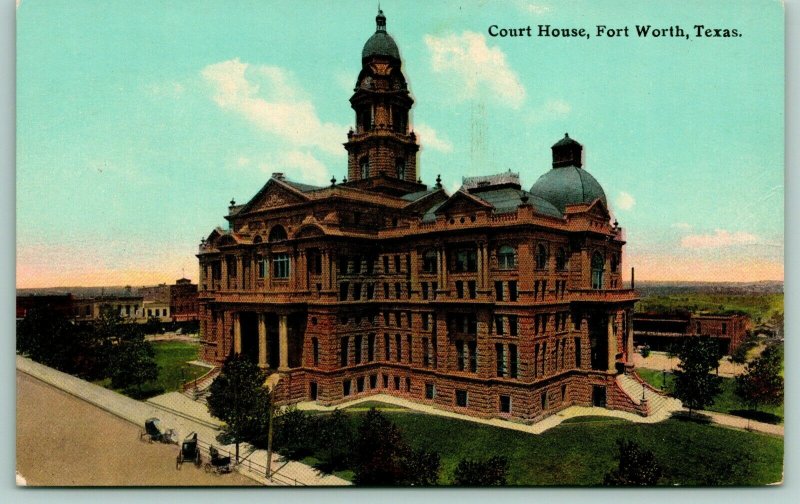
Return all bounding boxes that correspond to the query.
[16,371,257,486]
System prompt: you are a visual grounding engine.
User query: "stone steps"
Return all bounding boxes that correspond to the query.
[616,373,682,418]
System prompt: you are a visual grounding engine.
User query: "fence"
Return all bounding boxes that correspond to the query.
[192,438,305,486]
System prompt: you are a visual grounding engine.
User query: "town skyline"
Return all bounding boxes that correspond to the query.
[16,0,784,288]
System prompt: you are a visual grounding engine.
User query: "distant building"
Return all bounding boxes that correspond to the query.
[142,300,171,322]
[139,283,170,303]
[16,294,74,320]
[633,312,750,354]
[170,278,199,322]
[94,295,145,321]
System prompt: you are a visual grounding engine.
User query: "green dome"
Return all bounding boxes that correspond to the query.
[529,166,607,213]
[362,31,400,60]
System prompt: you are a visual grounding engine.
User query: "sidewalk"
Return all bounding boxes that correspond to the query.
[16,355,349,486]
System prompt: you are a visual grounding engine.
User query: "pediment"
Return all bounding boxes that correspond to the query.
[239,179,310,215]
[434,190,493,216]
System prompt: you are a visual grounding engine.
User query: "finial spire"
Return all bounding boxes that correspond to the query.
[376,8,386,32]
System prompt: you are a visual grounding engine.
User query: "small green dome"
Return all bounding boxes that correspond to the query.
[362,9,400,60]
[529,166,607,213]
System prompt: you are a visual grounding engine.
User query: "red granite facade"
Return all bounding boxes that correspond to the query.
[196,11,640,422]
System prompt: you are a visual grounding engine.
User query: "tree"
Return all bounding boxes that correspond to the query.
[673,337,723,415]
[603,439,662,486]
[735,344,784,422]
[352,408,441,486]
[273,406,318,460]
[452,456,509,486]
[108,337,159,394]
[206,354,271,461]
[317,408,354,472]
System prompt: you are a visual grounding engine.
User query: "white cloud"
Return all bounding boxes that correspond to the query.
[680,229,759,249]
[424,32,526,108]
[201,59,347,155]
[615,191,636,210]
[259,151,330,186]
[671,222,692,230]
[514,1,552,15]
[414,123,453,153]
[236,156,250,167]
[448,180,462,194]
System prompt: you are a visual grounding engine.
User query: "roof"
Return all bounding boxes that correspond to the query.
[362,10,400,60]
[552,132,582,148]
[400,189,437,202]
[529,165,607,213]
[283,180,324,193]
[474,187,562,218]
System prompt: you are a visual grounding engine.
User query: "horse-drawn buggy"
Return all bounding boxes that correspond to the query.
[203,445,234,475]
[176,432,202,469]
[139,417,178,445]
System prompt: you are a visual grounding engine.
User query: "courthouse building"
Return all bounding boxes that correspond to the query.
[197,11,643,421]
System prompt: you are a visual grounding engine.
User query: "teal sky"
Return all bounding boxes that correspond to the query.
[16,0,784,287]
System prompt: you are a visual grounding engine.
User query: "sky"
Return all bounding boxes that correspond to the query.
[16,0,784,287]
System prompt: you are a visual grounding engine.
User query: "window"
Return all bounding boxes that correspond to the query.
[357,376,365,393]
[722,323,727,335]
[456,281,464,298]
[454,249,477,272]
[425,383,435,399]
[360,157,369,179]
[383,256,390,273]
[394,376,401,390]
[343,380,351,396]
[541,392,548,410]
[495,316,505,336]
[366,283,375,299]
[312,338,319,366]
[455,390,468,407]
[495,281,504,301]
[591,252,604,289]
[407,335,413,362]
[561,384,568,402]
[352,283,362,300]
[395,255,401,273]
[370,374,378,389]
[499,395,511,413]
[368,333,375,362]
[383,374,389,388]
[509,316,518,336]
[383,283,389,299]
[395,334,402,362]
[310,381,318,400]
[496,343,506,377]
[273,253,290,278]
[396,158,406,180]
[339,256,349,274]
[422,337,430,366]
[556,247,567,271]
[536,244,548,270]
[421,282,429,300]
[268,226,287,242]
[352,256,362,273]
[574,337,581,368]
[610,253,619,272]
[257,255,267,278]
[405,377,411,391]
[422,313,429,330]
[339,282,349,301]
[498,245,516,269]
[340,337,349,367]
[468,281,477,299]
[509,344,518,378]
[354,335,363,364]
[384,333,391,360]
[696,322,701,334]
[423,250,438,273]
[395,282,402,299]
[509,281,518,301]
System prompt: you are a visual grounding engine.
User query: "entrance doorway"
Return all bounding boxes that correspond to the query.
[239,312,259,364]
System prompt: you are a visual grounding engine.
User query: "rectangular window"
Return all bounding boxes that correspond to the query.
[423,252,437,273]
[395,312,401,327]
[395,282,402,299]
[407,282,412,299]
[509,315,518,336]
[468,281,477,299]
[312,337,319,366]
[456,281,464,299]
[339,256,348,274]
[340,337,349,367]
[366,283,375,299]
[368,333,375,362]
[574,337,581,368]
[422,337,430,367]
[509,344,518,378]
[407,334,412,363]
[455,390,468,407]
[541,391,548,410]
[339,282,349,301]
[383,283,389,299]
[509,281,518,301]
[432,282,438,299]
[495,316,505,335]
[406,311,412,328]
[366,256,375,274]
[395,334,402,362]
[425,382,435,399]
[370,374,378,389]
[405,377,411,391]
[495,281,504,301]
[422,313,429,330]
[395,255,401,273]
[357,376,365,393]
[343,380,351,396]
[353,283,362,300]
[383,374,389,388]
[468,341,477,372]
[383,312,390,326]
[456,340,465,371]
[722,323,727,335]
[310,381,318,400]
[499,395,511,413]
[352,256,362,274]
[394,376,401,390]
[421,282,429,300]
[454,249,477,272]
[384,333,391,361]
[354,335,363,364]
[383,256,390,273]
[496,343,506,377]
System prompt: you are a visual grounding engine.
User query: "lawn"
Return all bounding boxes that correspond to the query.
[96,341,208,399]
[636,368,783,424]
[300,404,783,486]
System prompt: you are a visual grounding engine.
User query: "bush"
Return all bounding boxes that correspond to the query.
[640,345,651,358]
[273,407,318,460]
[603,439,662,486]
[452,456,509,486]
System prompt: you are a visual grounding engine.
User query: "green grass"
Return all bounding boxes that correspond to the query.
[637,368,783,424]
[636,293,783,324]
[96,341,208,399]
[303,404,783,486]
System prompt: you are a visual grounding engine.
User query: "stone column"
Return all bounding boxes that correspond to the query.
[258,313,267,368]
[481,242,489,289]
[221,256,229,290]
[250,254,257,291]
[233,312,241,354]
[626,310,634,363]
[607,313,617,372]
[279,314,289,371]
[236,255,243,290]
[409,248,419,299]
[321,249,330,291]
[476,243,484,289]
[438,247,447,292]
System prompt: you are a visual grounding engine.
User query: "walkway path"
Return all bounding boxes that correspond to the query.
[16,355,348,486]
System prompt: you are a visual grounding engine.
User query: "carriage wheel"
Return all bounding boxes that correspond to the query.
[195,453,202,467]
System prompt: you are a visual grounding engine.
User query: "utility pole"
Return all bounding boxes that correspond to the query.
[265,399,275,480]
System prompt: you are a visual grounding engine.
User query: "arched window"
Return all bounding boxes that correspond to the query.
[498,245,516,269]
[536,244,548,270]
[591,252,604,290]
[422,250,438,273]
[610,254,619,273]
[396,158,406,180]
[556,247,567,271]
[253,235,262,244]
[268,225,287,242]
[360,157,369,179]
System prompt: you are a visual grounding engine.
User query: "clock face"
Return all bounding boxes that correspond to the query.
[370,62,391,76]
